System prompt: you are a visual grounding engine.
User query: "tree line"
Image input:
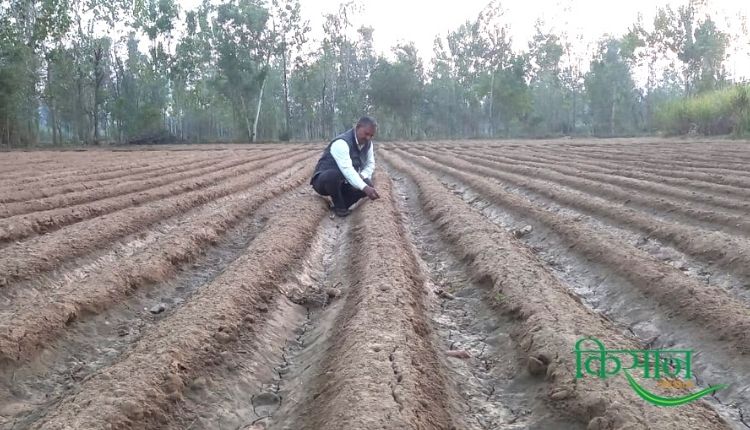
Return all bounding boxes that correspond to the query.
[0,0,746,146]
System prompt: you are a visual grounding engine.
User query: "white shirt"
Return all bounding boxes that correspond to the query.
[329,134,375,191]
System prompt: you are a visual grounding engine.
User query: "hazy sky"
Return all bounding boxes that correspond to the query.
[302,0,750,80]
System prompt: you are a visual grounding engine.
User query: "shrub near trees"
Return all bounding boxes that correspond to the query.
[0,0,746,147]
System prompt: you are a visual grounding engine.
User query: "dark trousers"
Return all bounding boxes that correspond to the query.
[311,169,371,210]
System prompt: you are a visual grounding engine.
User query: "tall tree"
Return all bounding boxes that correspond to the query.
[585,37,640,136]
[476,0,512,136]
[269,0,308,140]
[653,2,729,96]
[214,0,272,141]
[369,43,424,139]
[528,21,565,135]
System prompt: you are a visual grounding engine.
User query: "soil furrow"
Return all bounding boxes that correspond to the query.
[476,148,750,200]
[556,149,750,177]
[19,187,327,429]
[434,174,750,428]
[541,153,750,190]
[267,170,459,430]
[382,150,730,430]
[0,153,232,200]
[0,150,305,242]
[556,147,750,170]
[403,148,750,282]
[503,144,750,188]
[567,143,750,158]
[444,152,750,235]
[168,206,348,430]
[387,151,750,426]
[397,148,750,352]
[442,148,750,221]
[486,140,748,158]
[0,189,274,429]
[0,152,314,288]
[558,147,750,163]
[388,164,584,430]
[1,141,746,430]
[0,154,214,194]
[0,155,241,211]
[427,152,750,303]
[0,152,147,178]
[0,161,313,363]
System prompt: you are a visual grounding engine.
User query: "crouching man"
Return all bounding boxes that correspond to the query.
[310,116,381,217]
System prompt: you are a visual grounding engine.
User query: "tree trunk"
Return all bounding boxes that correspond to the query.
[610,88,616,136]
[76,69,86,144]
[282,52,291,139]
[488,71,495,137]
[329,64,337,136]
[46,61,59,146]
[50,108,58,145]
[251,73,267,143]
[321,81,327,139]
[93,113,99,143]
[239,94,253,142]
[93,44,104,144]
[571,88,576,135]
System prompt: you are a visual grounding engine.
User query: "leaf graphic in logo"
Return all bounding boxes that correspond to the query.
[624,371,727,407]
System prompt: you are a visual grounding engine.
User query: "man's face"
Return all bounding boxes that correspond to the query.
[356,124,376,144]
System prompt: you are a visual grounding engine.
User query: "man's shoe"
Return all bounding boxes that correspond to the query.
[334,208,351,217]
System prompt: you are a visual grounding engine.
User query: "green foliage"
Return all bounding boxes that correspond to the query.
[655,84,750,136]
[584,38,641,136]
[528,22,568,136]
[0,0,745,146]
[649,3,729,96]
[489,55,531,136]
[369,44,424,139]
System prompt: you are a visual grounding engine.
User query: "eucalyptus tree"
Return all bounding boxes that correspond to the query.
[475,0,514,136]
[527,21,565,135]
[368,43,424,139]
[269,0,308,140]
[0,0,71,145]
[213,0,272,141]
[584,37,640,136]
[651,2,729,96]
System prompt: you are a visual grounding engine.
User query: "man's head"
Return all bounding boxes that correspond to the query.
[355,116,377,144]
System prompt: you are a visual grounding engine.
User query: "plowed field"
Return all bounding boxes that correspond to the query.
[1,140,748,430]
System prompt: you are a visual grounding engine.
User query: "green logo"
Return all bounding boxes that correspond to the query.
[574,337,727,407]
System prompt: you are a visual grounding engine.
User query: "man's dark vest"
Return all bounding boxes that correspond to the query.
[310,128,371,183]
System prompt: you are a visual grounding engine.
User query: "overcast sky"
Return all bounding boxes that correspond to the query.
[300,0,750,80]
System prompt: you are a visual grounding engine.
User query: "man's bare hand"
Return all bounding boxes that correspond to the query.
[363,185,380,200]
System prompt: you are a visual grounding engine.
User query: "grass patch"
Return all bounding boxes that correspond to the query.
[655,85,750,136]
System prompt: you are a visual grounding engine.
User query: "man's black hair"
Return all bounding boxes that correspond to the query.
[356,116,378,129]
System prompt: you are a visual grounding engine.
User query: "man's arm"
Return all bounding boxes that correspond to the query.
[360,144,375,180]
[330,139,368,190]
